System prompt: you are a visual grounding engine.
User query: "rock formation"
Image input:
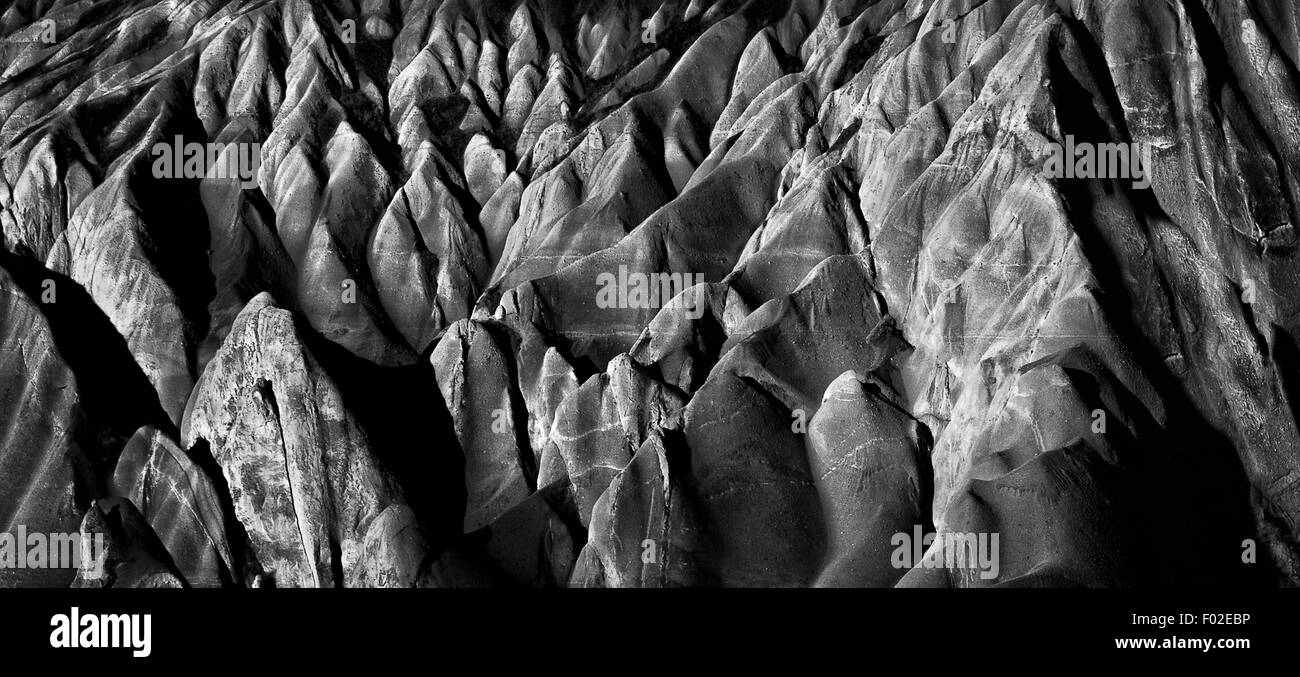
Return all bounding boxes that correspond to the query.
[0,0,1296,588]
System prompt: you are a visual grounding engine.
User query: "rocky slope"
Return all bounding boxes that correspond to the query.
[0,0,1297,587]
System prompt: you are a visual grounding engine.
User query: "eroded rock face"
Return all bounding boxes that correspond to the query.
[809,371,930,588]
[0,263,101,588]
[111,426,244,588]
[0,0,1297,589]
[0,253,162,587]
[430,319,533,533]
[181,293,427,588]
[540,354,687,525]
[72,498,187,589]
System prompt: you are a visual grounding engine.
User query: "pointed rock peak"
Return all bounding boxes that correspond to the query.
[73,497,187,589]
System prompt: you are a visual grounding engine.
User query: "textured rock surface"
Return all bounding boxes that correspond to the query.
[430,318,532,533]
[72,497,187,589]
[111,426,243,587]
[182,293,428,587]
[0,0,1297,588]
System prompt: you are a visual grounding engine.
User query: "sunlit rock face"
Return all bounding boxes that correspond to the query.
[0,0,1297,588]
